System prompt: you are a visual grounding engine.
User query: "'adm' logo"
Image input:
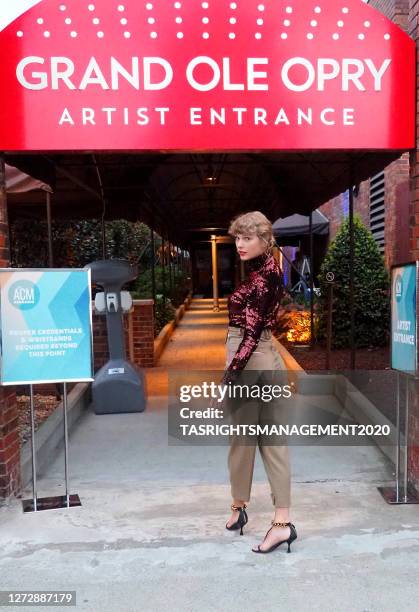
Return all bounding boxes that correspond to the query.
[8,280,40,310]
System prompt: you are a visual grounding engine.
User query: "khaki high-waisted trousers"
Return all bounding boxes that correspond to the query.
[225,325,291,508]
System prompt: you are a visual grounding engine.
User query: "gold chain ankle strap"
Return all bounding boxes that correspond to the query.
[271,520,291,527]
[231,503,247,511]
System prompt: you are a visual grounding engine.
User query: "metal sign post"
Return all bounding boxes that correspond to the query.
[378,371,419,504]
[21,382,82,513]
[377,261,419,504]
[29,385,37,512]
[325,271,335,371]
[395,372,400,503]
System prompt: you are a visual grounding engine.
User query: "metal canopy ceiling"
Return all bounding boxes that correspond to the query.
[4,150,404,247]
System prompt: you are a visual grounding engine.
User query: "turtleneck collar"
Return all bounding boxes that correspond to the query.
[246,249,271,272]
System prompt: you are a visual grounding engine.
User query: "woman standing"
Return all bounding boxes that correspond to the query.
[221,211,297,554]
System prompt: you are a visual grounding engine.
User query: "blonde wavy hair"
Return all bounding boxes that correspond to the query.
[227,211,276,254]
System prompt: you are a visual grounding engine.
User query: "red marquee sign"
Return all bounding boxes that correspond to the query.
[0,0,415,151]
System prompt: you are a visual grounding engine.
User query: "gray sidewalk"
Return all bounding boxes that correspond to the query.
[1,299,418,612]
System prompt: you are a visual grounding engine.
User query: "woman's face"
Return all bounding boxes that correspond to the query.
[235,233,266,261]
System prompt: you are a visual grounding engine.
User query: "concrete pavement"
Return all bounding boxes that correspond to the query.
[0,298,418,612]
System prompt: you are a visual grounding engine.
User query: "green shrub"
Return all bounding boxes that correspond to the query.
[132,266,189,307]
[10,219,153,268]
[317,214,390,349]
[153,296,177,336]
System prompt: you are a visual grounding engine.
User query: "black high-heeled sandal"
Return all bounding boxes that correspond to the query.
[225,503,248,535]
[252,520,297,554]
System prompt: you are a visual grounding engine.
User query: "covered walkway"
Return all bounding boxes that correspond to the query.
[144,297,231,398]
[1,299,419,611]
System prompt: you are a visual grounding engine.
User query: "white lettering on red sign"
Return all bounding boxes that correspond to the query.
[15,56,392,93]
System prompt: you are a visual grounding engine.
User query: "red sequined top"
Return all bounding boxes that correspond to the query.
[222,250,283,385]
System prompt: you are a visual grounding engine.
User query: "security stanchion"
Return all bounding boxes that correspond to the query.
[377,371,419,505]
[22,382,82,513]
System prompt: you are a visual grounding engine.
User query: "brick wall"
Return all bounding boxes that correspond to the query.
[318,154,410,269]
[317,194,344,241]
[0,156,21,502]
[128,301,154,368]
[408,0,419,494]
[369,0,409,27]
[383,155,411,267]
[0,389,21,501]
[93,300,155,371]
[318,182,370,241]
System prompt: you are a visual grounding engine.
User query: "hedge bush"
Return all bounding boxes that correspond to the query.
[10,219,152,268]
[153,296,177,336]
[317,214,390,349]
[132,266,188,305]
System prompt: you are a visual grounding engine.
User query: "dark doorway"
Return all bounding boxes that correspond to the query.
[192,244,235,297]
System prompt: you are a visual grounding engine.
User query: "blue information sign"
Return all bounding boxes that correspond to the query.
[391,262,418,374]
[0,269,93,385]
